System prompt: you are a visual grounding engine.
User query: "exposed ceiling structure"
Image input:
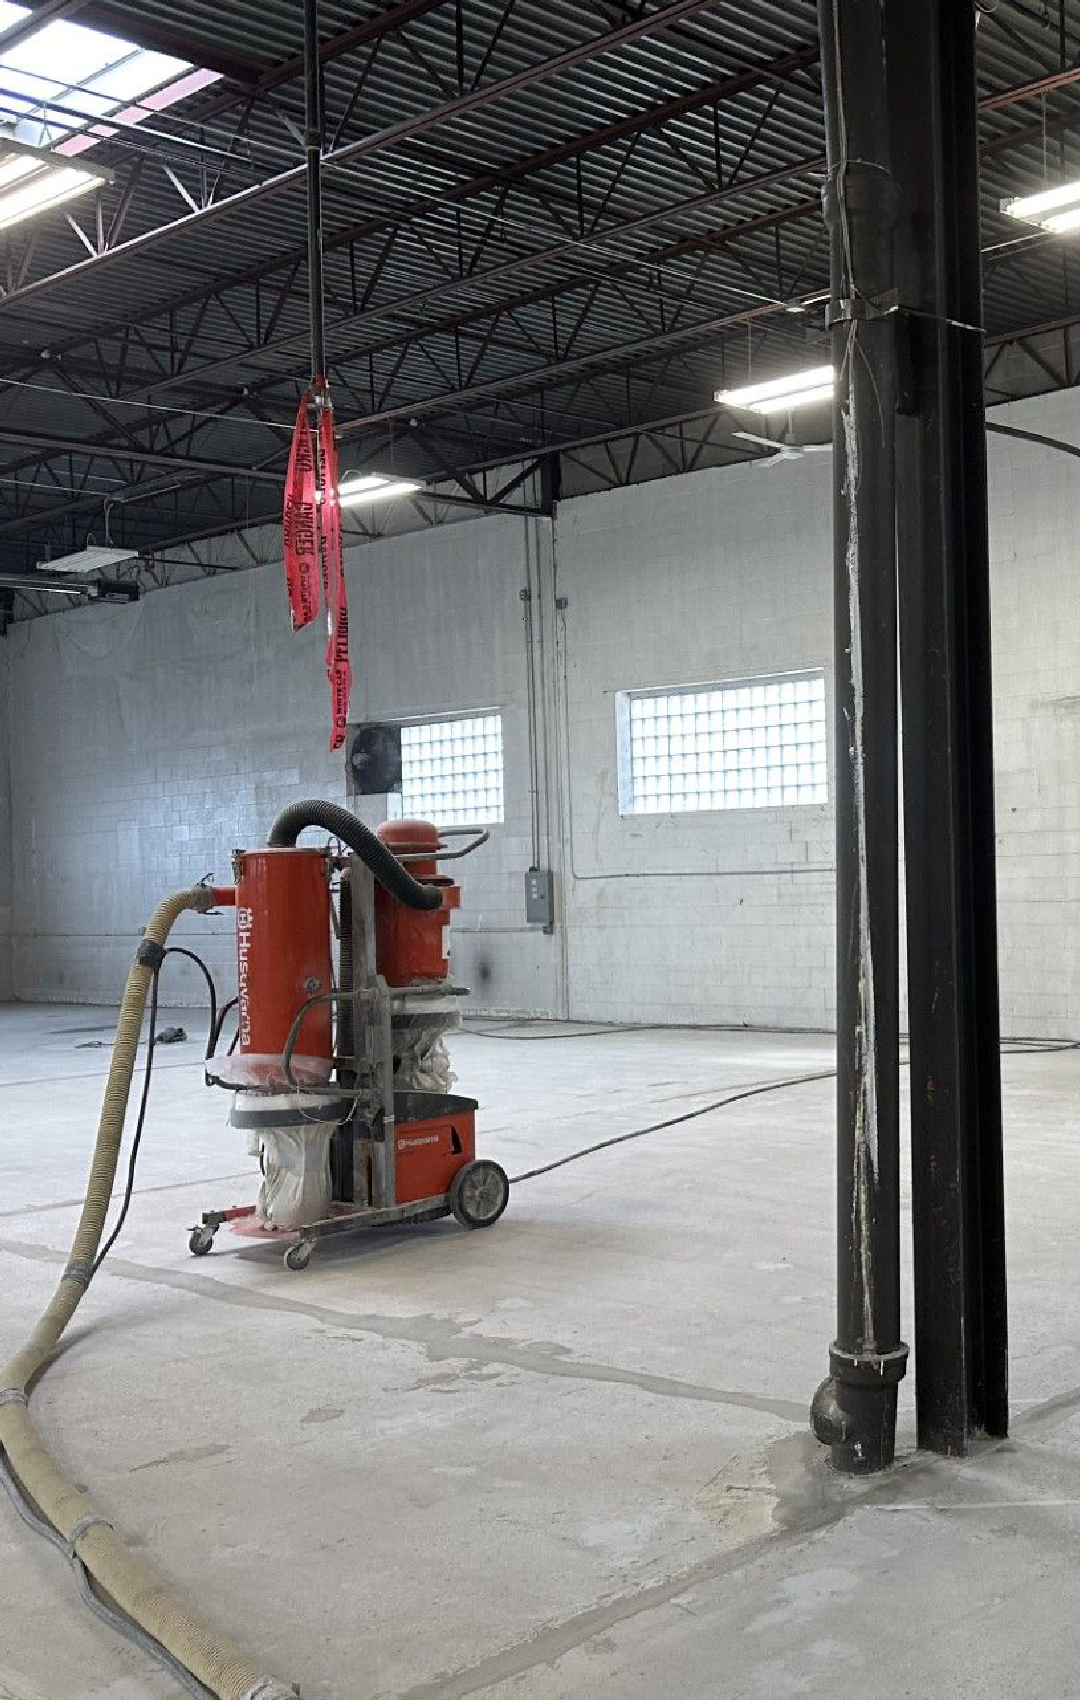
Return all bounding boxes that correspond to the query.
[1,0,1080,597]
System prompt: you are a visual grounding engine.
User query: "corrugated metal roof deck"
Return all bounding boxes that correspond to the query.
[1,0,1079,569]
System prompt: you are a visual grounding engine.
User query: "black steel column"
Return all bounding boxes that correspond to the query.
[810,0,908,1474]
[303,0,326,381]
[888,0,1008,1453]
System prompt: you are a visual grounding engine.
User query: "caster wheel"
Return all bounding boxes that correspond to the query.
[188,1226,215,1257]
[284,1239,313,1272]
[449,1160,510,1230]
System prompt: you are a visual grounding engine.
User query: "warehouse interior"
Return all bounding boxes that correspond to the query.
[4,1,1080,1696]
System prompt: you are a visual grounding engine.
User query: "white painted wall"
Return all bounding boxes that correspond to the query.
[554,452,834,1027]
[3,514,559,1015]
[4,383,1080,1035]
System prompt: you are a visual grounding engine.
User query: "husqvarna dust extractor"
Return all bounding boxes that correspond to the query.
[0,799,508,1700]
[192,800,509,1268]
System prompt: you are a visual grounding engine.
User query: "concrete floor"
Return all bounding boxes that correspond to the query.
[2,1005,1080,1699]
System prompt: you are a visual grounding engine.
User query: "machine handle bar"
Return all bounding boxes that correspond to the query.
[394,829,490,864]
[281,988,374,1092]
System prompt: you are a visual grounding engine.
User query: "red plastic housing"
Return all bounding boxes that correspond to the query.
[395,1107,476,1204]
[233,847,333,1065]
[374,819,460,985]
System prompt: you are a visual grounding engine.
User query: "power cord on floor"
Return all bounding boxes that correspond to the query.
[511,1069,836,1183]
[0,1450,215,1700]
[509,1035,1080,1184]
[467,1020,1080,1049]
[465,1022,661,1040]
[93,946,219,1275]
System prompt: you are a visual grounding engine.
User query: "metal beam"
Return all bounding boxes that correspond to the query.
[0,428,280,482]
[336,289,812,436]
[258,0,448,92]
[127,170,823,400]
[4,51,1066,399]
[890,0,1008,1458]
[0,0,773,310]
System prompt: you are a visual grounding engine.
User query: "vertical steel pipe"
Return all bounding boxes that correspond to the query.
[810,0,908,1474]
[304,0,326,381]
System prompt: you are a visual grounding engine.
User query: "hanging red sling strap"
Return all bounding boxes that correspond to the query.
[282,389,320,631]
[317,397,351,752]
[282,382,353,748]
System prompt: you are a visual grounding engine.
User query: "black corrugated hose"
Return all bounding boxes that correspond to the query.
[267,799,442,910]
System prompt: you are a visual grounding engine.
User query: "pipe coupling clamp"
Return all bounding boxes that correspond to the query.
[0,1387,28,1409]
[136,939,166,970]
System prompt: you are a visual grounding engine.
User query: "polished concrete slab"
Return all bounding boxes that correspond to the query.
[2,1004,1080,1699]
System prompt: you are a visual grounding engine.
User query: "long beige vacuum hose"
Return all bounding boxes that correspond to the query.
[0,888,297,1700]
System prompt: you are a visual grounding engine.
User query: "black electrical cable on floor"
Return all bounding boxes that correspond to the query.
[509,1037,1080,1185]
[0,1451,215,1700]
[511,1069,837,1183]
[92,946,219,1275]
[466,1022,661,1040]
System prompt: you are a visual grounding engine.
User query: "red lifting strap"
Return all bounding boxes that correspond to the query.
[318,401,351,754]
[282,381,352,751]
[283,390,319,631]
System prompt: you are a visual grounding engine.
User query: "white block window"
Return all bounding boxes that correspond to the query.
[397,713,504,827]
[618,671,827,815]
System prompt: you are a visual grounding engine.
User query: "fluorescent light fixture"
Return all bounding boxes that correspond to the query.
[336,472,422,508]
[715,365,835,415]
[1002,180,1080,233]
[37,544,137,574]
[0,570,92,595]
[0,138,110,230]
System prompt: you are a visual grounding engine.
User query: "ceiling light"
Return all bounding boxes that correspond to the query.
[0,153,38,188]
[1002,180,1080,233]
[715,365,835,415]
[0,139,110,231]
[336,472,422,508]
[37,544,137,574]
[0,570,93,596]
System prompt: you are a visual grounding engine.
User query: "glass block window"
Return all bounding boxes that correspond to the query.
[619,671,827,815]
[398,713,504,827]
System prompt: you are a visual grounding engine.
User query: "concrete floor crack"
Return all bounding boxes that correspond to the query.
[0,1234,807,1423]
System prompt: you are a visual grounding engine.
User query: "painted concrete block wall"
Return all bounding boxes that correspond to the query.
[4,513,560,1016]
[985,387,1080,1037]
[553,453,835,1028]
[550,385,1080,1034]
[5,381,1080,1034]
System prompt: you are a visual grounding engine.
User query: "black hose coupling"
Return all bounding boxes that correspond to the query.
[811,1342,909,1474]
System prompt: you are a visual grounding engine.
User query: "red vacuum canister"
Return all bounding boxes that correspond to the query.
[374,819,460,984]
[233,847,334,1073]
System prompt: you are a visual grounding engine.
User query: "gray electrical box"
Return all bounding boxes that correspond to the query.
[524,868,555,928]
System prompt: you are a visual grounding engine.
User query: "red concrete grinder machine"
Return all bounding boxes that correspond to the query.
[0,798,509,1700]
[192,798,510,1269]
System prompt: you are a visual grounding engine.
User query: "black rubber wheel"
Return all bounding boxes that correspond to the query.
[449,1160,510,1230]
[284,1239,313,1272]
[188,1227,215,1257]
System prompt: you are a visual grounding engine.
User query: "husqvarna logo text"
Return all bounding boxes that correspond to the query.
[236,906,254,1047]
